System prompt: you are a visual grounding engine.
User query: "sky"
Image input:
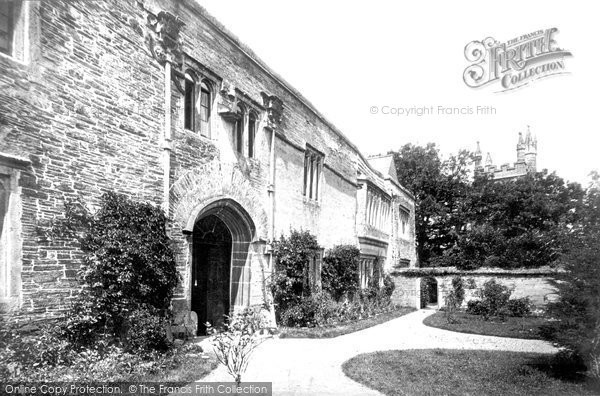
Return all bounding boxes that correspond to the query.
[198,0,599,186]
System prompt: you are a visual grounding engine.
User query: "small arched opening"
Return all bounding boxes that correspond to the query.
[420,276,439,308]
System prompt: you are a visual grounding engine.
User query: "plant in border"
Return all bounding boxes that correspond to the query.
[444,276,465,324]
[208,309,270,386]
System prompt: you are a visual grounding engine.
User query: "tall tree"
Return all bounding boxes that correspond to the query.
[446,170,585,269]
[392,143,473,265]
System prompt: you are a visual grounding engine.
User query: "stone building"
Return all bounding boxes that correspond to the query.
[0,0,416,330]
[474,128,538,180]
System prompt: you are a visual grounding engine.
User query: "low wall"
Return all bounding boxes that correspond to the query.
[390,267,561,310]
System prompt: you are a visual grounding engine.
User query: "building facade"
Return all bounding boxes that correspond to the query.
[474,128,538,180]
[0,0,416,330]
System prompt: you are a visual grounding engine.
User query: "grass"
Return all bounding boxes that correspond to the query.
[423,311,549,339]
[343,349,600,396]
[134,343,219,382]
[278,307,415,338]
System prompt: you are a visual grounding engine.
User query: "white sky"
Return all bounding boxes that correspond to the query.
[198,0,599,186]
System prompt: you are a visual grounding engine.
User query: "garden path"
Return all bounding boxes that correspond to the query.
[191,309,557,396]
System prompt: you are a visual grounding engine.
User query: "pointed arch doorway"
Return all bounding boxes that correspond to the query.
[190,199,255,335]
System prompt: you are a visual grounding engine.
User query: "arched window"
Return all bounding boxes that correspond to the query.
[199,80,211,137]
[234,104,244,154]
[247,112,257,158]
[184,72,195,131]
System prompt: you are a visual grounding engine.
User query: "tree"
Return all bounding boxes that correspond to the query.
[444,170,585,269]
[392,143,473,265]
[546,172,600,379]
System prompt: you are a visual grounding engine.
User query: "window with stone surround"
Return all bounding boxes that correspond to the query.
[365,187,391,231]
[184,73,195,131]
[184,73,213,137]
[247,111,257,158]
[399,205,410,238]
[234,103,245,154]
[302,147,323,201]
[0,1,29,63]
[359,257,374,289]
[0,156,26,313]
[199,80,211,137]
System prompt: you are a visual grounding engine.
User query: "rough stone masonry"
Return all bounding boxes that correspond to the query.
[0,0,417,330]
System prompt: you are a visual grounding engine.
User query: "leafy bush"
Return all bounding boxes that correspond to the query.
[271,230,320,321]
[280,292,337,327]
[54,192,179,348]
[322,245,360,301]
[124,306,171,357]
[466,279,535,320]
[474,279,512,319]
[506,297,532,317]
[466,300,487,316]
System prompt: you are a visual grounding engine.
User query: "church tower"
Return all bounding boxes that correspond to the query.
[523,126,537,172]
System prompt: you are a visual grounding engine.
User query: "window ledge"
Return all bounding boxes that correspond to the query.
[302,196,320,206]
[0,51,28,67]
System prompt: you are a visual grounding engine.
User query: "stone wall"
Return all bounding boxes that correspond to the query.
[0,0,417,324]
[391,267,560,310]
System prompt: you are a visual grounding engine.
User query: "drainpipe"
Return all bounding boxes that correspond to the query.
[268,128,276,244]
[162,61,172,217]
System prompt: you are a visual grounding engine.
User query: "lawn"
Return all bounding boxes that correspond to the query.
[423,311,548,339]
[278,307,415,338]
[343,349,600,396]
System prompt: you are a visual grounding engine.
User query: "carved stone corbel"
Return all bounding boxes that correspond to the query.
[261,92,283,130]
[137,0,185,68]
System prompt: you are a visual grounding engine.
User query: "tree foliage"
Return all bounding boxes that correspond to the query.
[393,143,475,265]
[545,173,600,379]
[443,171,584,269]
[393,143,585,269]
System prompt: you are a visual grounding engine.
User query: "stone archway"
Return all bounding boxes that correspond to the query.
[420,277,439,308]
[190,198,256,335]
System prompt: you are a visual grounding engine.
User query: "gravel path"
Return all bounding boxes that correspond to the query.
[196,309,557,396]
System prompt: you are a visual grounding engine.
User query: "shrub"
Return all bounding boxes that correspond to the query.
[466,300,487,316]
[124,306,172,356]
[506,297,532,317]
[322,245,360,301]
[475,279,512,320]
[280,292,337,327]
[271,230,320,322]
[52,192,179,347]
